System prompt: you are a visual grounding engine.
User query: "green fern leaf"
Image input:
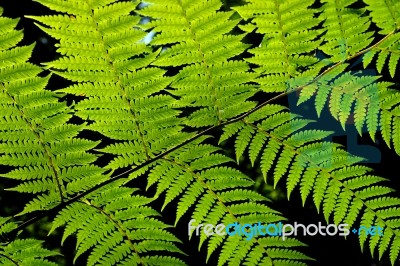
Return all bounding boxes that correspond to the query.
[363,0,400,34]
[1,0,400,265]
[234,0,323,93]
[0,218,59,266]
[139,0,257,127]
[0,14,107,215]
[320,0,373,61]
[49,187,185,265]
[222,104,400,263]
[31,0,186,171]
[363,33,400,78]
[148,137,311,265]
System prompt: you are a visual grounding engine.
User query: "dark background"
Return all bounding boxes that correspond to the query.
[1,0,399,265]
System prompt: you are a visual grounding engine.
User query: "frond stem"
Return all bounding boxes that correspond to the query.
[0,253,19,266]
[86,1,152,160]
[163,157,276,265]
[0,85,65,202]
[80,200,145,266]
[242,117,400,241]
[8,29,398,239]
[177,0,224,125]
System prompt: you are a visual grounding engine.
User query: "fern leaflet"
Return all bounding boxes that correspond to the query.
[221,104,400,264]
[0,13,107,215]
[140,0,257,127]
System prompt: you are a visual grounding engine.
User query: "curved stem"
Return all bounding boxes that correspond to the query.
[0,253,19,266]
[8,30,397,239]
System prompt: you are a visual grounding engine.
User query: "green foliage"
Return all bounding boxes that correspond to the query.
[0,217,58,265]
[0,12,107,215]
[361,0,400,78]
[320,0,373,61]
[221,105,400,263]
[28,0,185,170]
[234,0,323,93]
[0,0,400,265]
[138,0,257,127]
[49,185,186,265]
[147,136,311,265]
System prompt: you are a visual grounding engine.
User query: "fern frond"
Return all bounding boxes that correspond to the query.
[363,33,400,78]
[147,136,311,265]
[31,0,186,170]
[298,70,381,132]
[320,0,373,62]
[49,186,186,265]
[0,14,107,215]
[234,0,324,93]
[298,68,400,154]
[0,217,59,266]
[361,0,400,77]
[3,0,400,265]
[376,84,400,155]
[139,0,257,127]
[363,0,400,35]
[221,104,400,264]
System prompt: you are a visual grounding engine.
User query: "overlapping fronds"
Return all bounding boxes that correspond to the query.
[221,104,400,264]
[231,0,400,162]
[234,0,324,93]
[298,68,382,133]
[363,0,400,35]
[376,85,400,155]
[0,0,400,265]
[30,0,186,171]
[0,217,59,265]
[48,186,186,265]
[139,0,257,127]
[320,0,373,62]
[361,0,400,78]
[0,13,107,215]
[297,67,400,155]
[363,33,400,78]
[144,135,311,266]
